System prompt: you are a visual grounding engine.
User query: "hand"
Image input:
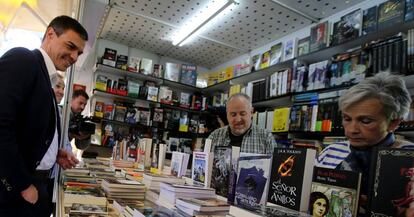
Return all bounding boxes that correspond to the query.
[57,149,79,169]
[21,184,38,204]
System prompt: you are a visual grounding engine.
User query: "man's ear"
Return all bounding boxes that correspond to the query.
[44,27,56,40]
[388,119,402,132]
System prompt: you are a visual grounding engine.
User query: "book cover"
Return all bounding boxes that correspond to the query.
[284,38,297,60]
[139,110,150,126]
[139,58,153,75]
[260,50,271,69]
[192,151,213,187]
[270,43,283,65]
[310,167,361,217]
[102,48,116,67]
[127,56,140,72]
[362,6,378,35]
[94,101,104,118]
[138,86,148,100]
[153,64,163,78]
[211,146,232,198]
[95,75,108,92]
[180,92,191,108]
[180,64,197,86]
[273,107,290,132]
[235,154,272,210]
[189,115,199,133]
[117,78,128,96]
[369,148,414,216]
[152,108,163,125]
[114,106,127,122]
[158,86,173,104]
[116,54,128,70]
[164,62,181,82]
[103,104,114,120]
[267,148,316,212]
[168,137,180,153]
[297,37,310,57]
[125,107,139,124]
[228,146,241,203]
[126,80,140,98]
[378,0,405,30]
[332,9,362,45]
[310,21,329,52]
[147,86,159,102]
[106,79,117,94]
[179,111,189,132]
[252,54,261,71]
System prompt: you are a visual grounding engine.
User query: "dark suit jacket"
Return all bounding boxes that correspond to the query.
[0,48,60,202]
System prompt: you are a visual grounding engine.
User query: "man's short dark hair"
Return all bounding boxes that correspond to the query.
[44,15,88,41]
[72,89,89,100]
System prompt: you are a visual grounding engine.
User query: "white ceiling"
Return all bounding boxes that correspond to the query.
[96,0,365,68]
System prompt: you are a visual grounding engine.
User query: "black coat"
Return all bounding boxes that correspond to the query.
[0,48,60,202]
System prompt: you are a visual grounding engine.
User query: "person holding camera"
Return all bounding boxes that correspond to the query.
[69,89,92,150]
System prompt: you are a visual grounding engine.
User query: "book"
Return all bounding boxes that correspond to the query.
[362,6,378,35]
[114,106,127,122]
[103,104,114,120]
[179,111,189,132]
[153,64,163,78]
[235,154,272,210]
[378,0,405,30]
[332,9,362,45]
[168,137,180,153]
[139,110,150,126]
[260,50,271,69]
[211,146,232,198]
[176,198,229,213]
[368,148,414,216]
[297,37,310,56]
[95,75,107,91]
[164,62,181,82]
[94,101,104,118]
[252,54,261,71]
[147,86,159,102]
[139,58,153,75]
[117,78,128,96]
[192,151,213,187]
[310,167,361,217]
[127,56,140,72]
[127,80,140,98]
[102,48,116,67]
[152,108,163,123]
[170,151,189,178]
[158,86,173,104]
[125,107,139,124]
[116,54,128,70]
[283,38,297,60]
[267,148,316,212]
[229,204,310,217]
[106,79,117,94]
[273,107,290,132]
[310,21,329,52]
[180,64,197,86]
[269,43,283,65]
[180,92,191,108]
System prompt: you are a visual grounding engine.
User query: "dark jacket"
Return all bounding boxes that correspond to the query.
[0,48,60,202]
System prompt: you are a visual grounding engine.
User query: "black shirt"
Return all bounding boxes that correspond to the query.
[229,130,247,148]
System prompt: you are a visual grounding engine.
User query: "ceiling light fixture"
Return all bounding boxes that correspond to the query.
[171,0,236,47]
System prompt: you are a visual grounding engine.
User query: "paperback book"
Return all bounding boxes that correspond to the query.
[164,62,181,82]
[192,151,213,187]
[180,64,197,86]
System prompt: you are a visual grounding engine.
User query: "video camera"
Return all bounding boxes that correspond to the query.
[68,114,98,136]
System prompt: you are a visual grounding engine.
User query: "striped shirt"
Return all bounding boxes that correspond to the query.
[207,125,277,154]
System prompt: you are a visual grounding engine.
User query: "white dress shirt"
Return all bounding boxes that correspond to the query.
[36,48,59,170]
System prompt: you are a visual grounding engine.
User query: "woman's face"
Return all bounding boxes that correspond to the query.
[313,198,327,217]
[341,98,399,148]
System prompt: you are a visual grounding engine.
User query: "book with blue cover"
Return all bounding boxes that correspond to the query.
[235,154,272,210]
[180,64,197,86]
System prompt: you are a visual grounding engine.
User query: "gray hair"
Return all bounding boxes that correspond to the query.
[338,72,412,120]
[50,73,64,87]
[226,93,253,109]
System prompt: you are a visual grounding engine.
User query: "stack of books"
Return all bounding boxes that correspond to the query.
[101,178,146,201]
[175,197,230,216]
[156,183,216,209]
[142,173,185,191]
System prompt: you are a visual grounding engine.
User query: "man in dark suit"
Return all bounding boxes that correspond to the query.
[0,16,88,216]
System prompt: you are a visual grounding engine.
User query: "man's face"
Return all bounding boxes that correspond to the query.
[342,98,398,148]
[53,79,65,104]
[71,96,87,114]
[226,97,253,136]
[43,27,85,71]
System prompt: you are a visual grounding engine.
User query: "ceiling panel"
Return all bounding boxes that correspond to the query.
[165,36,244,68]
[197,0,313,50]
[275,0,366,19]
[96,0,368,68]
[99,7,175,54]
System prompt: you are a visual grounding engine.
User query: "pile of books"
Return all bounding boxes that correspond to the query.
[101,178,146,201]
[175,197,230,217]
[156,183,216,209]
[142,173,185,191]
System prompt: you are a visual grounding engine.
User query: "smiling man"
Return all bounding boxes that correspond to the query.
[0,16,87,217]
[208,93,277,154]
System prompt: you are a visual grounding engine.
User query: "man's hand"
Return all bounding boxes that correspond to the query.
[57,149,79,169]
[21,184,38,204]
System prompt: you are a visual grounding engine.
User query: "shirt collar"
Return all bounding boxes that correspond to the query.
[38,48,57,76]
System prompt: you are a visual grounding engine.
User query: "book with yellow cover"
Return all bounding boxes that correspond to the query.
[260,50,270,69]
[224,66,235,80]
[273,107,290,132]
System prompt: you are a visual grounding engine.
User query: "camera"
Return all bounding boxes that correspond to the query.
[68,114,97,136]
